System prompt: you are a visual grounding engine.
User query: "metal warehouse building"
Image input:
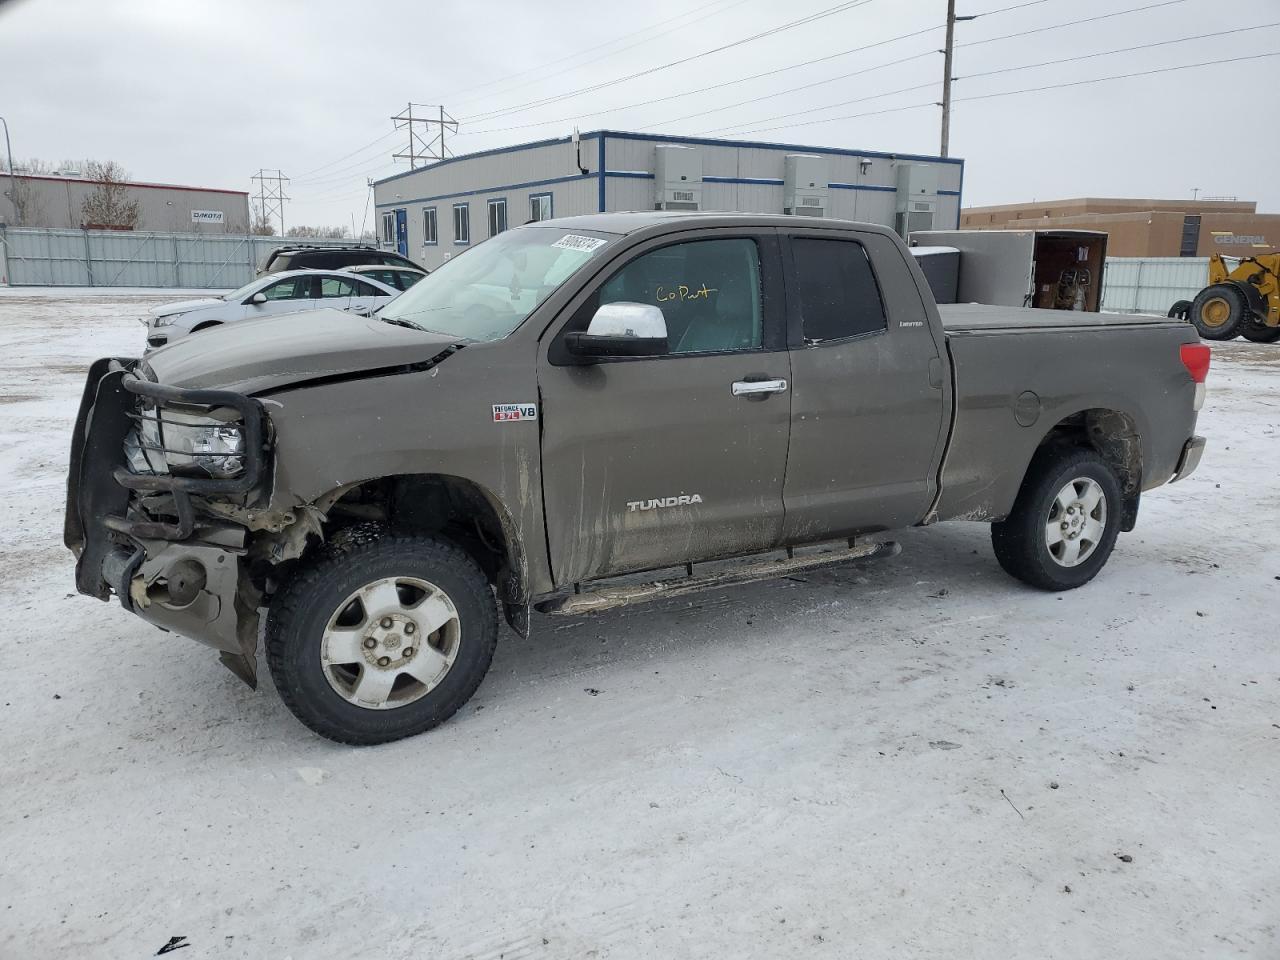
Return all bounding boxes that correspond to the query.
[372,130,963,271]
[1,173,251,233]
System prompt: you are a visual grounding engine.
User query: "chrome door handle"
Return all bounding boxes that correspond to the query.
[732,378,788,397]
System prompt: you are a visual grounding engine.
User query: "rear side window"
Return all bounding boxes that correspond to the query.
[792,238,887,343]
[350,279,383,297]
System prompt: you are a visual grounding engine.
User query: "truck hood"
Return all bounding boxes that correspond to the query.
[144,308,463,394]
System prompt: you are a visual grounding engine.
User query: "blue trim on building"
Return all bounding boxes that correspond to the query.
[704,175,782,185]
[828,182,895,193]
[955,159,965,228]
[597,134,606,212]
[938,189,960,196]
[371,128,961,188]
[605,170,654,179]
[595,129,963,167]
[376,173,592,208]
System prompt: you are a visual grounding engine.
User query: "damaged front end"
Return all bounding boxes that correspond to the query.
[65,358,272,686]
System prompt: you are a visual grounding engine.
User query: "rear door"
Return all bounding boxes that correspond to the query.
[780,229,949,538]
[316,275,356,312]
[538,230,791,585]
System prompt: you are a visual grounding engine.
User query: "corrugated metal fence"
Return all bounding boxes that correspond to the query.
[1100,257,1209,315]
[0,227,361,288]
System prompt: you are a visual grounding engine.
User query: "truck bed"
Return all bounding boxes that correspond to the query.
[939,302,1186,334]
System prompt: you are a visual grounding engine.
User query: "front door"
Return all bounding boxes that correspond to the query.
[538,232,791,586]
[394,208,408,257]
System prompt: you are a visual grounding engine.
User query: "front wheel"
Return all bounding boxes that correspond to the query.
[991,446,1123,591]
[266,536,498,744]
[1190,284,1248,340]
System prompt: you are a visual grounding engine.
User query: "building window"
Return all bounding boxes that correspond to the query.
[487,198,507,237]
[423,207,438,245]
[381,211,394,244]
[453,203,470,245]
[529,193,553,222]
[1180,215,1201,257]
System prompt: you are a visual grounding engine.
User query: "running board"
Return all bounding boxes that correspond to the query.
[535,540,901,617]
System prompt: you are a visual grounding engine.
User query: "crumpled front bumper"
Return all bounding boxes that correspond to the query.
[65,359,268,686]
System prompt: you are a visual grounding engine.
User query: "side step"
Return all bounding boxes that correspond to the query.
[535,540,901,617]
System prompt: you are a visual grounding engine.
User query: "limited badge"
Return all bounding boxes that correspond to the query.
[493,403,537,422]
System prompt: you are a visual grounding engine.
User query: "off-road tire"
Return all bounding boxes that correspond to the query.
[266,536,498,744]
[1240,320,1280,344]
[1190,284,1248,340]
[991,446,1123,592]
[1167,299,1192,320]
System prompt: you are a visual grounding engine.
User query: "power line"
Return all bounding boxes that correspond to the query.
[957,0,1188,48]
[458,0,879,124]
[720,51,1279,137]
[293,130,398,181]
[448,0,754,111]
[703,23,1280,136]
[454,21,942,138]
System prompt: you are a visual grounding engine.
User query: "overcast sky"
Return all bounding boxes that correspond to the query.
[2,0,1278,231]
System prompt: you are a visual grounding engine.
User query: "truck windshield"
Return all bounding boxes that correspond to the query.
[377,227,618,342]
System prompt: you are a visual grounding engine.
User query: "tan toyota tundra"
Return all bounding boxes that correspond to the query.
[65,213,1210,743]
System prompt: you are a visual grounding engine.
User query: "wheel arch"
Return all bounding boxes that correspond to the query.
[1023,406,1143,530]
[297,472,530,630]
[190,319,224,332]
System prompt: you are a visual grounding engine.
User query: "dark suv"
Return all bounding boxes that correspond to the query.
[258,245,419,276]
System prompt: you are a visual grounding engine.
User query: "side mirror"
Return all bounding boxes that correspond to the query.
[250,292,268,304]
[565,302,668,361]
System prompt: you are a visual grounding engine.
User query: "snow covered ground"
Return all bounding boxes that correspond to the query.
[1,288,1276,959]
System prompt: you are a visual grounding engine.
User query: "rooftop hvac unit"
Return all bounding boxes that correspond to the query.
[784,154,828,217]
[654,145,702,211]
[894,162,939,238]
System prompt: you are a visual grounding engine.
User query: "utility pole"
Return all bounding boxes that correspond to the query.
[0,116,15,224]
[391,103,457,169]
[939,0,976,158]
[250,168,290,236]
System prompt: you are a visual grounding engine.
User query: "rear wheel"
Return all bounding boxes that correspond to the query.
[991,446,1123,591]
[1190,284,1248,340]
[266,536,498,744]
[1240,320,1280,343]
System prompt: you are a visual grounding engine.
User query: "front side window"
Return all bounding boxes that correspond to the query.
[318,277,356,298]
[423,207,438,245]
[791,237,887,343]
[259,276,312,301]
[453,203,470,244]
[488,198,507,237]
[595,238,763,354]
[529,193,553,222]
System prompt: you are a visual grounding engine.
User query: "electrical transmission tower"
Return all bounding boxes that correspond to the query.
[391,104,457,169]
[251,168,290,235]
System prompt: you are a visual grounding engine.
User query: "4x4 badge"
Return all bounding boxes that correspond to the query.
[493,403,537,422]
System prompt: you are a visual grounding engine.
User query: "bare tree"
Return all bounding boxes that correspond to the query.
[285,225,350,239]
[80,160,140,230]
[250,206,277,236]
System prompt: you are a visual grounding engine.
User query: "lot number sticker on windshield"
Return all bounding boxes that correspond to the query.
[552,234,607,253]
[493,403,538,422]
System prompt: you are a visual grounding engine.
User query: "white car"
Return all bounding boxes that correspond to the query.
[144,269,399,349]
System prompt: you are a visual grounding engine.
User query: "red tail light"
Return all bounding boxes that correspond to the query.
[1180,343,1211,383]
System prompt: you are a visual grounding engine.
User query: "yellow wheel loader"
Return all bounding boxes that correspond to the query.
[1170,253,1280,342]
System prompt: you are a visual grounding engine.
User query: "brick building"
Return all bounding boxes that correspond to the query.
[959,198,1278,258]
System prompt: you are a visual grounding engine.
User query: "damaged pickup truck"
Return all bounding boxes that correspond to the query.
[66,213,1210,744]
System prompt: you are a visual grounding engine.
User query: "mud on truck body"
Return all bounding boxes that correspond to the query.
[66,213,1209,744]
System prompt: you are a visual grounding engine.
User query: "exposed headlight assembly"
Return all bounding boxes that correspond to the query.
[124,404,247,479]
[151,313,182,328]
